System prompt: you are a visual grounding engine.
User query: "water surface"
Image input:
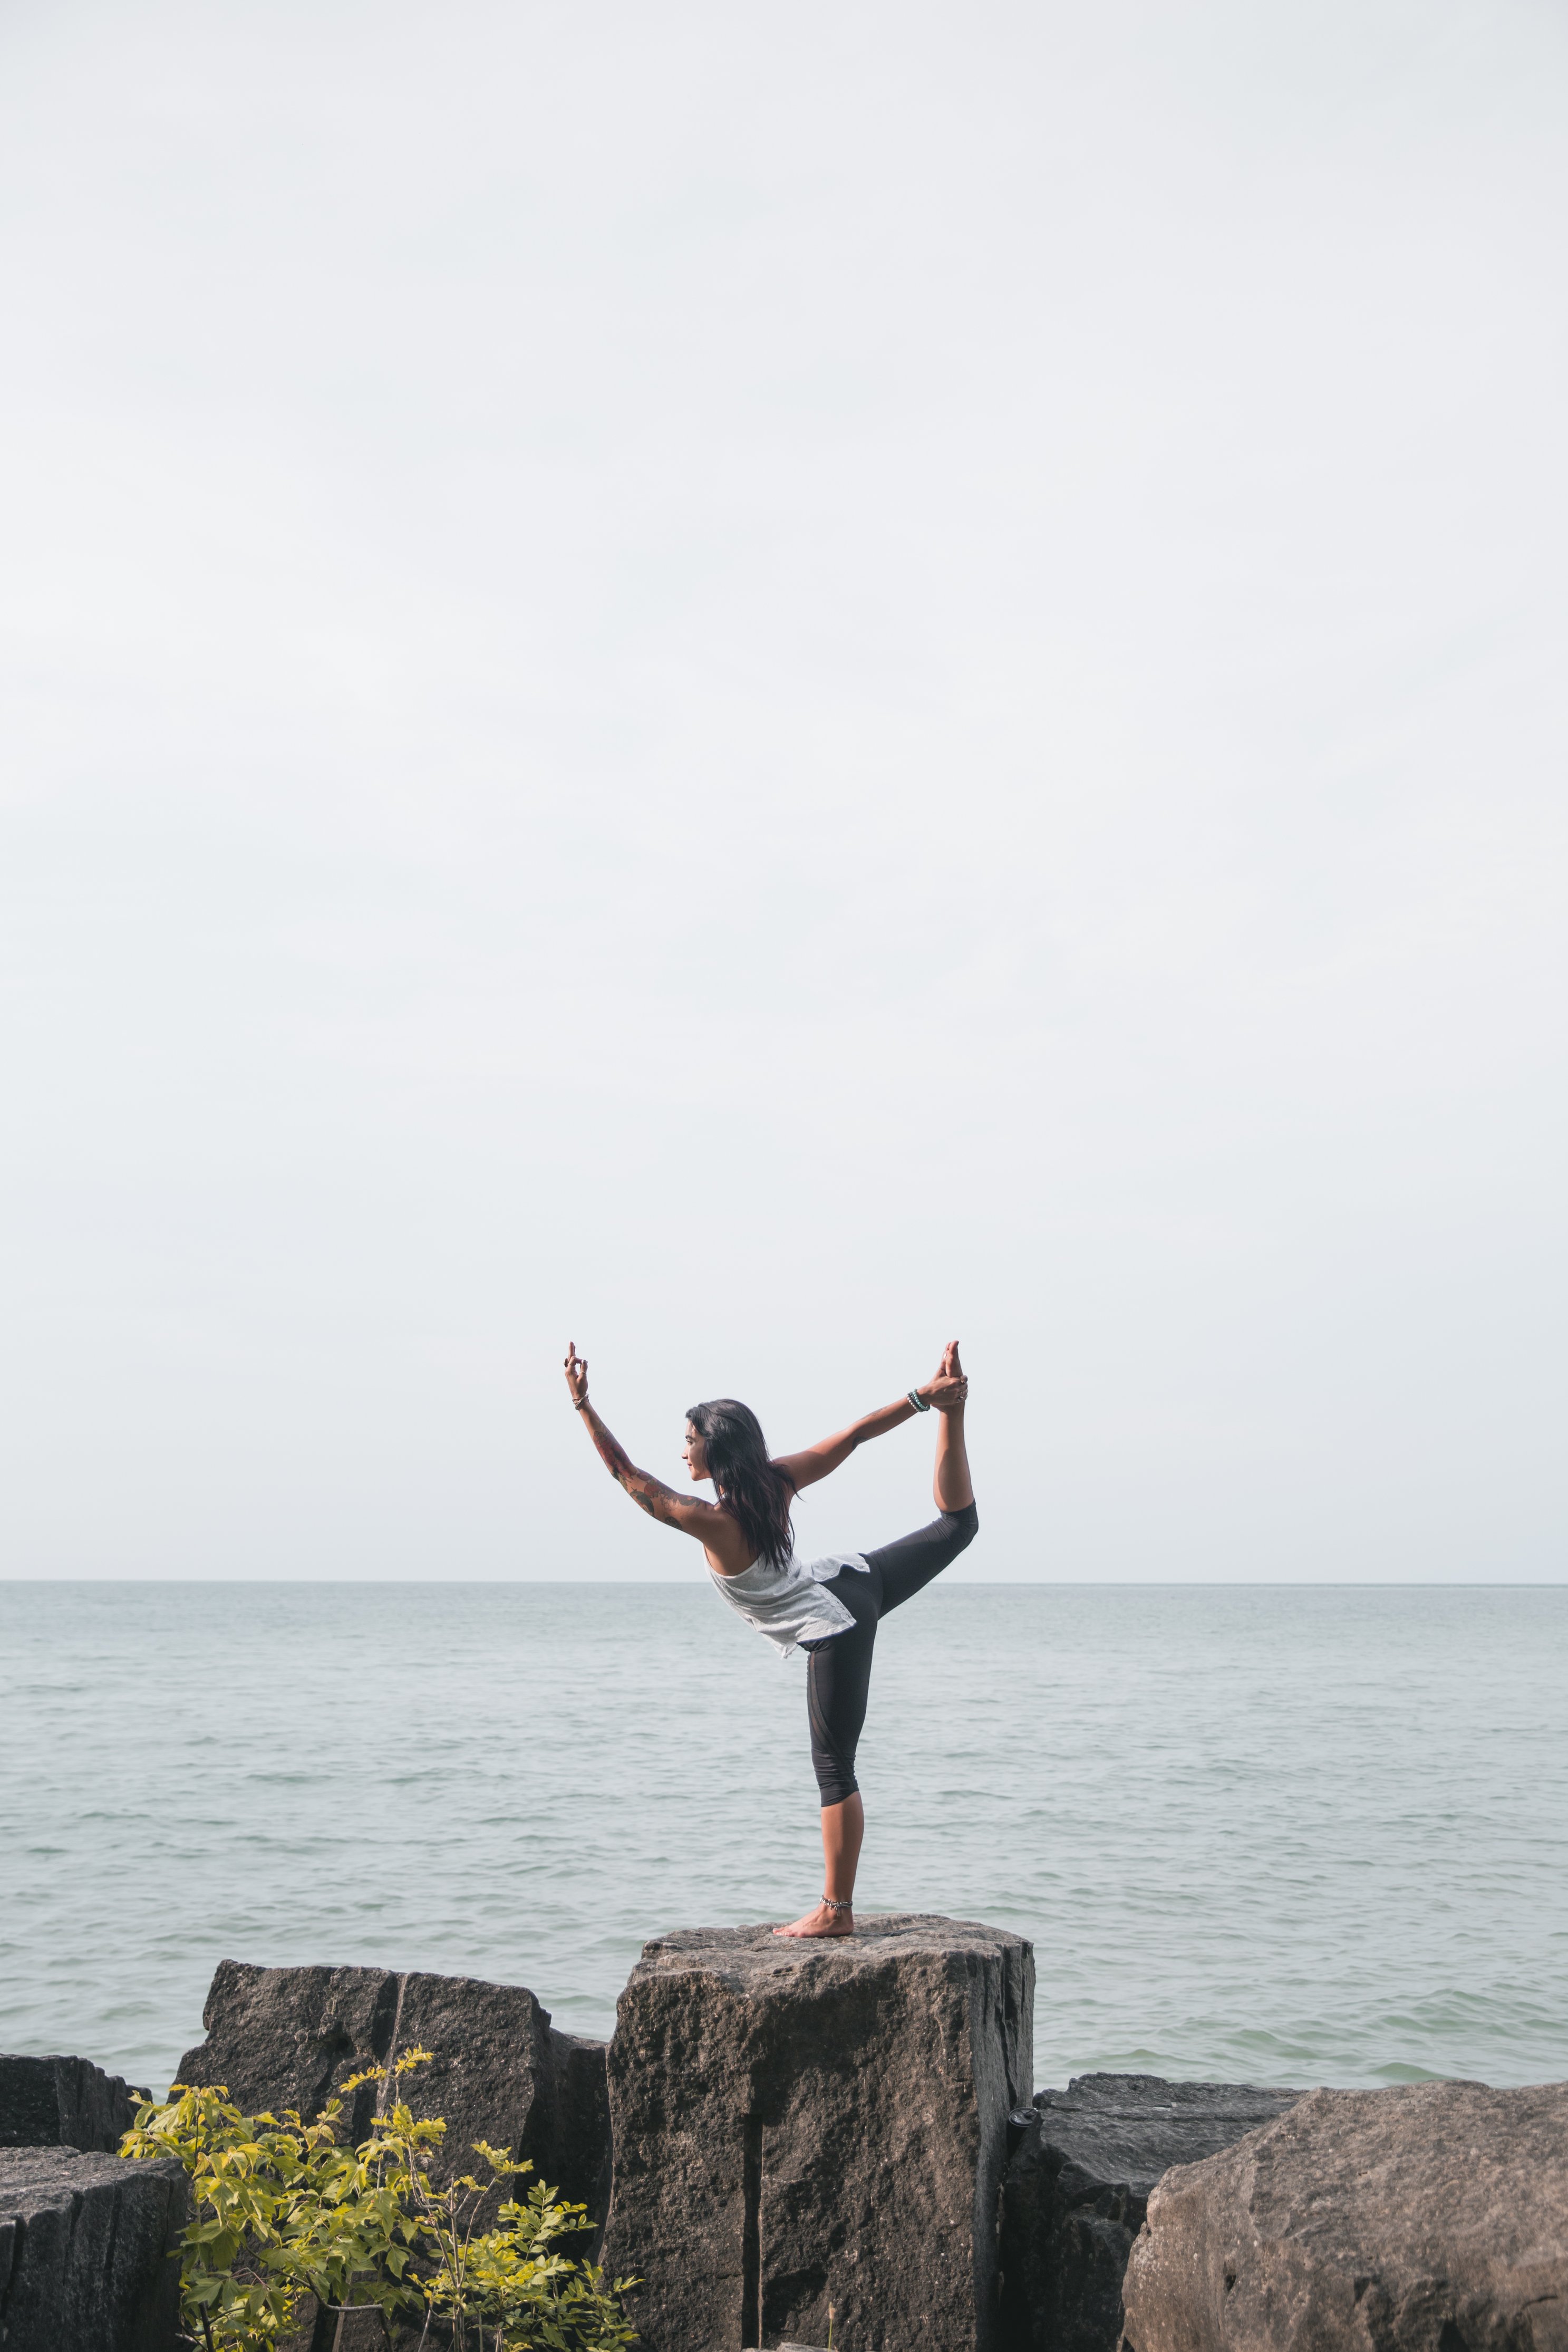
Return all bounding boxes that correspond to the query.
[3,1582,1564,2096]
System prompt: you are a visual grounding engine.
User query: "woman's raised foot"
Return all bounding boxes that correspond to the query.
[772,1901,855,1939]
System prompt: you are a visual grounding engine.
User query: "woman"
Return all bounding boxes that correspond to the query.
[562,1339,976,1938]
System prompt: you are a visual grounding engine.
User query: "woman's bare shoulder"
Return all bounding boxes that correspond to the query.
[700,1505,756,1578]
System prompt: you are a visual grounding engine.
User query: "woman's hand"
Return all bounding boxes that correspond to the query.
[561,1346,740,1562]
[919,1339,969,1415]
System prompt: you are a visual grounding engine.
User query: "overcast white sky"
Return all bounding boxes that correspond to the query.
[2,0,1564,1581]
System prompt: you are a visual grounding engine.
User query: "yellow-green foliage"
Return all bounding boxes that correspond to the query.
[122,2048,637,2352]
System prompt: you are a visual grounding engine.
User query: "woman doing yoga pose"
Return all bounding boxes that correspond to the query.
[563,1341,976,1938]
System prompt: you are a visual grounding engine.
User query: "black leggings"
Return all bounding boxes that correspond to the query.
[802,1500,978,1806]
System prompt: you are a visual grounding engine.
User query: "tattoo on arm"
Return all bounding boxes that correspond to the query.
[583,1406,694,1526]
[584,1411,637,1483]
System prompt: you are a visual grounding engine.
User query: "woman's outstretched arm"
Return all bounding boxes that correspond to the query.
[563,1343,726,1545]
[775,1345,969,1492]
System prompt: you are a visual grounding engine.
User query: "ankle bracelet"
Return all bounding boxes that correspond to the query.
[820,1895,852,1911]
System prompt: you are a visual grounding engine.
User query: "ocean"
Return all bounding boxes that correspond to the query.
[2,1581,1565,2100]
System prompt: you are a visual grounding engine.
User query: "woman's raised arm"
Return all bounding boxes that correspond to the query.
[774,1347,968,1492]
[564,1343,724,1544]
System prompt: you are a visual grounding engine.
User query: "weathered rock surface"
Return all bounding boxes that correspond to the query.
[601,1914,1034,2352]
[0,2052,150,2152]
[999,2074,1300,2352]
[1121,2078,1568,2352]
[0,2145,187,2351]
[178,1960,610,2223]
[177,1962,401,2145]
[548,2021,613,2230]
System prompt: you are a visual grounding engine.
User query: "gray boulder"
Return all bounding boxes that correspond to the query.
[548,2020,613,2233]
[0,2145,187,2352]
[178,1960,609,2223]
[177,1961,402,2145]
[1120,2078,1568,2352]
[999,2075,1300,2352]
[0,2053,150,2152]
[600,1914,1034,2352]
[381,1971,609,2230]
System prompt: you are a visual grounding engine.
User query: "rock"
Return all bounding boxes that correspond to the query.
[549,2023,614,2232]
[177,1960,610,2222]
[0,2053,150,2152]
[177,1961,402,2145]
[383,1971,607,2230]
[0,2144,187,2351]
[999,2074,1300,2352]
[600,1914,1034,2352]
[1120,2078,1568,2352]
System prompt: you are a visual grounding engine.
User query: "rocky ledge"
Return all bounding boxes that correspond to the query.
[0,2052,149,2153]
[1000,2073,1302,2352]
[0,2145,187,2352]
[177,1957,610,2227]
[603,1915,1034,2352]
[1121,2078,1568,2352]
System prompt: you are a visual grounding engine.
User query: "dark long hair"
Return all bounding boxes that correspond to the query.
[686,1397,796,1571]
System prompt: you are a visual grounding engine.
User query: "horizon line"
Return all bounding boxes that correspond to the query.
[4,1576,1564,1591]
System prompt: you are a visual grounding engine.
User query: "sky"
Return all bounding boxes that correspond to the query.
[2,0,1564,1582]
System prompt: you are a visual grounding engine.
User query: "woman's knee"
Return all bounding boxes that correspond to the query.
[814,1760,859,1807]
[944,1499,979,1552]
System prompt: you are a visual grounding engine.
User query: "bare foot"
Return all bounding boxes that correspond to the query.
[772,1902,855,1939]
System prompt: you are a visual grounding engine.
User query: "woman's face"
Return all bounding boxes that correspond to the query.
[682,1423,710,1483]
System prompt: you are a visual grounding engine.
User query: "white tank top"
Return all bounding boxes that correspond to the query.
[709,1549,864,1659]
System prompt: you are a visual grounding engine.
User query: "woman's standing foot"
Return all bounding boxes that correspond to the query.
[773,1901,855,1938]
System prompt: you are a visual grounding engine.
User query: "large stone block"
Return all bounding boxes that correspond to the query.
[383,1970,608,2229]
[999,2075,1300,2352]
[601,1915,1034,2352]
[178,1959,609,2221]
[0,2145,187,2352]
[177,1961,402,2146]
[0,2052,150,2152]
[1121,2078,1568,2352]
[549,2021,614,2231]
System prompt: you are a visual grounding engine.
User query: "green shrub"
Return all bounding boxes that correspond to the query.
[121,2048,637,2352]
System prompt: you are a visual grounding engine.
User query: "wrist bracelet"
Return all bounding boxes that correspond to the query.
[907,1389,931,1413]
[574,1397,589,1411]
